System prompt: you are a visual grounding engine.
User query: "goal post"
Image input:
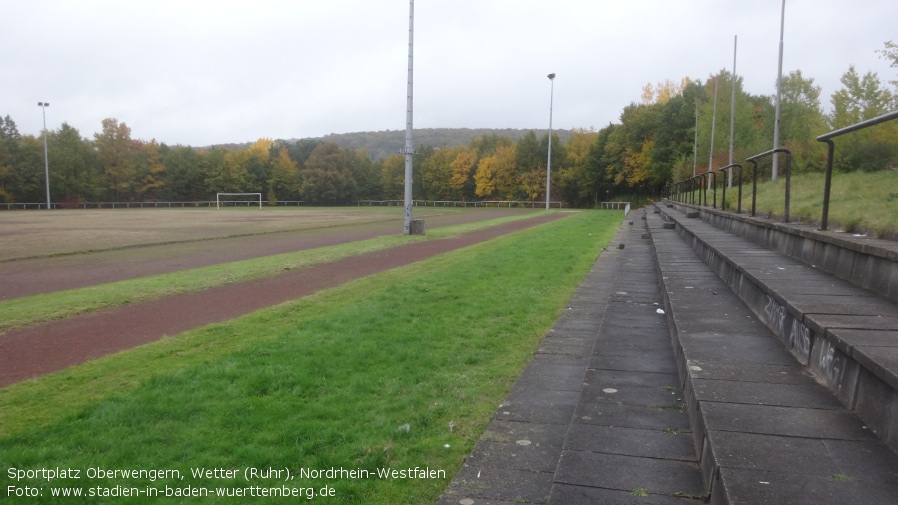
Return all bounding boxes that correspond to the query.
[216,193,262,209]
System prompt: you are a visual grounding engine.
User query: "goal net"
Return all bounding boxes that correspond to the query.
[216,193,262,209]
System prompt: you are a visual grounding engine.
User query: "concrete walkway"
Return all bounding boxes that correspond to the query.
[439,211,703,504]
[438,208,898,505]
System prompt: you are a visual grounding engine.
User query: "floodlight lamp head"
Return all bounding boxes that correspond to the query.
[547,73,555,80]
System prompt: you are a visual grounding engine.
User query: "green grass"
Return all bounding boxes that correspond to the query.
[0,210,622,504]
[730,170,898,237]
[0,213,538,333]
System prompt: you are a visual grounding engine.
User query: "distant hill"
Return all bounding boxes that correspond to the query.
[295,128,574,160]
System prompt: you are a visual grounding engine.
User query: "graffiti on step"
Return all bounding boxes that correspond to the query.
[816,338,848,389]
[763,295,787,335]
[789,319,811,359]
[764,295,810,359]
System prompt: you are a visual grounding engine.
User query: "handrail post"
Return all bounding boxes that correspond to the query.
[690,177,695,205]
[819,139,835,230]
[700,174,707,207]
[719,167,728,211]
[735,165,743,214]
[708,171,717,209]
[782,149,791,223]
[748,159,758,217]
[695,174,706,207]
[745,148,790,221]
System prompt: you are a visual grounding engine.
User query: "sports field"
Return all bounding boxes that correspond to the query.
[0,207,514,261]
[0,207,623,503]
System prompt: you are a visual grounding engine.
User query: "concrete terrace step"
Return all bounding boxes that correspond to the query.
[655,203,898,453]
[647,207,898,504]
[439,208,898,505]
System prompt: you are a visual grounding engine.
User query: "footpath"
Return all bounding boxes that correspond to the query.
[439,206,898,505]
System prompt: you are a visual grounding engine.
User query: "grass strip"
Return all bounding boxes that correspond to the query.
[0,209,621,504]
[0,212,540,333]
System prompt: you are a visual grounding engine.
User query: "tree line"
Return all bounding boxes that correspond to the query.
[1,42,896,207]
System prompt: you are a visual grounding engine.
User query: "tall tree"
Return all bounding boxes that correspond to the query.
[379,154,405,200]
[0,115,22,201]
[287,139,321,168]
[135,139,166,200]
[473,155,497,199]
[301,142,357,204]
[695,71,771,178]
[448,148,476,201]
[469,134,512,158]
[267,147,300,202]
[829,66,898,171]
[348,148,379,200]
[830,66,894,127]
[641,78,690,105]
[9,135,46,203]
[49,122,100,202]
[94,118,137,200]
[515,131,542,175]
[206,148,248,193]
[162,145,206,201]
[244,138,274,193]
[490,144,519,200]
[418,146,459,201]
[555,128,599,206]
[778,70,827,171]
[876,40,898,91]
[653,80,703,184]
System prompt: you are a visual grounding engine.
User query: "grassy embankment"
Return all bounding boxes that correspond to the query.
[0,212,538,333]
[715,170,898,237]
[0,210,621,504]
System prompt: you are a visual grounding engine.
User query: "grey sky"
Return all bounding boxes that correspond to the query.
[4,0,895,147]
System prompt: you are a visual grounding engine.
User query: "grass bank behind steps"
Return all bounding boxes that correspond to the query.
[0,210,622,504]
[732,170,898,237]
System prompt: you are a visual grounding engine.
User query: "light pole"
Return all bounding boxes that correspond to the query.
[402,0,415,234]
[772,0,786,181]
[545,73,555,210]
[38,102,51,209]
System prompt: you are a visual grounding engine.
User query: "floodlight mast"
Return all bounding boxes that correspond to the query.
[729,35,737,188]
[708,77,718,189]
[402,0,415,235]
[38,102,50,209]
[772,0,786,181]
[546,73,555,210]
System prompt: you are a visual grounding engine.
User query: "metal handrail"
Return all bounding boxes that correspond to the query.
[746,148,792,222]
[691,174,707,206]
[716,163,743,213]
[816,110,898,231]
[667,172,715,207]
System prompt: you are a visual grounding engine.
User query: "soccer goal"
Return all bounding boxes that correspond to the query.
[216,193,262,209]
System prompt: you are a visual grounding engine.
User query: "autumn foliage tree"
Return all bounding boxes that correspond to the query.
[94,118,137,201]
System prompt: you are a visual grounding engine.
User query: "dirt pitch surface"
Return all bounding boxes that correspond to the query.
[0,210,566,387]
[1,208,529,299]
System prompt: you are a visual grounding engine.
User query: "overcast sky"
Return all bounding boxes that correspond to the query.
[3,0,895,147]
